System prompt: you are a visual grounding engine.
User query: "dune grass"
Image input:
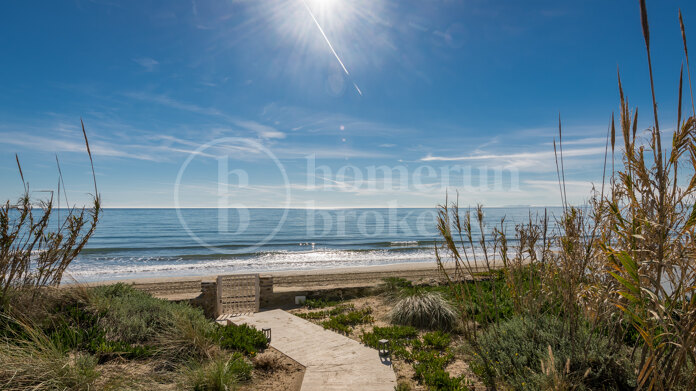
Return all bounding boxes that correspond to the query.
[0,284,268,390]
[390,289,457,331]
[183,352,253,391]
[433,3,696,389]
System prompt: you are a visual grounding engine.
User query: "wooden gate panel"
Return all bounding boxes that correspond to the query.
[216,274,260,316]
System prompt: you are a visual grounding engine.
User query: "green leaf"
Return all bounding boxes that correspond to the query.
[685,203,696,230]
[617,251,639,282]
[618,291,641,304]
[609,271,640,295]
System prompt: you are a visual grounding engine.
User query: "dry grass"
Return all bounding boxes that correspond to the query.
[435,3,696,389]
[155,312,218,364]
[0,317,98,391]
[0,120,100,300]
[390,290,457,331]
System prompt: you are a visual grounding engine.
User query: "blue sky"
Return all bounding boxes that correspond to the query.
[1,0,695,208]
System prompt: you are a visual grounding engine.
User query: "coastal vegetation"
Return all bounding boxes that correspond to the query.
[3,2,696,390]
[0,284,276,390]
[0,125,283,390]
[432,2,696,389]
[290,5,696,390]
[0,120,100,298]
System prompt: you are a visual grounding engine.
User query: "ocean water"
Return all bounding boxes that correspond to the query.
[64,207,564,282]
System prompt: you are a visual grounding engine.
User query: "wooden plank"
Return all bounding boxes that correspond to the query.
[216,273,260,316]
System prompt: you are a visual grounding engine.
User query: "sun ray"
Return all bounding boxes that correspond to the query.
[300,0,363,96]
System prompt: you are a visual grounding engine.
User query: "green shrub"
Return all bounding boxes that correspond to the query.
[185,352,252,391]
[361,325,418,359]
[391,290,457,331]
[156,311,217,362]
[471,315,636,390]
[394,382,412,391]
[328,303,355,315]
[295,310,328,320]
[213,323,268,356]
[361,325,467,389]
[89,283,203,345]
[321,308,373,334]
[411,338,466,390]
[422,331,451,351]
[295,304,356,321]
[304,298,341,309]
[417,368,468,391]
[361,325,418,347]
[43,295,153,361]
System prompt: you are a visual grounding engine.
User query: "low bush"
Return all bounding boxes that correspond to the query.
[328,303,355,315]
[361,325,418,347]
[89,283,203,345]
[35,291,154,361]
[295,310,328,320]
[184,352,252,391]
[361,325,418,359]
[362,325,465,390]
[321,308,374,334]
[296,303,355,321]
[156,311,217,363]
[411,337,467,390]
[422,330,451,351]
[394,382,412,391]
[304,298,342,309]
[391,290,457,331]
[471,315,636,390]
[212,323,268,356]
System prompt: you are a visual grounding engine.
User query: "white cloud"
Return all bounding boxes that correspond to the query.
[0,132,160,161]
[132,57,159,72]
[420,147,605,162]
[233,120,285,139]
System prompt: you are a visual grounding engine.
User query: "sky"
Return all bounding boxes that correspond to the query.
[1,0,696,208]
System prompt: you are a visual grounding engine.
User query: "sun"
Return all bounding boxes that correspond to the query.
[256,0,389,96]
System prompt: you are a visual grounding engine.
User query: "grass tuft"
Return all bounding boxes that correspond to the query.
[390,290,457,331]
[184,352,252,391]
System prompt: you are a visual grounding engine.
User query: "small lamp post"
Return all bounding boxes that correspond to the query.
[378,339,389,356]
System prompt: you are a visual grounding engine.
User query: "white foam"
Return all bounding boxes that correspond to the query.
[66,248,438,281]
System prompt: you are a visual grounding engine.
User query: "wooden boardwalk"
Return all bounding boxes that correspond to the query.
[219,310,396,391]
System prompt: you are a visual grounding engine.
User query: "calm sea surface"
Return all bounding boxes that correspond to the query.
[63,207,564,282]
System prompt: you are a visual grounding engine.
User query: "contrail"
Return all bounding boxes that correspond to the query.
[300,0,362,96]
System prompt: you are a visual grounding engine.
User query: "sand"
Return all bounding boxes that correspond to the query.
[75,260,498,291]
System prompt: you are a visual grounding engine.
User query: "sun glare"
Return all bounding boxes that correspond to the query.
[257,0,389,96]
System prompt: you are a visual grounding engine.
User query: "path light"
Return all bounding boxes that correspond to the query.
[378,339,389,356]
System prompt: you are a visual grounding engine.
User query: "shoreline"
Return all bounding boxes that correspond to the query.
[69,260,501,293]
[71,261,443,286]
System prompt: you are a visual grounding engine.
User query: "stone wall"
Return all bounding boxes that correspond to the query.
[189,281,217,318]
[259,275,273,308]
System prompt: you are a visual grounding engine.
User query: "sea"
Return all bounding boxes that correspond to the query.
[64,207,565,282]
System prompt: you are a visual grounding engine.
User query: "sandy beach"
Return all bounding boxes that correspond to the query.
[75,260,497,292]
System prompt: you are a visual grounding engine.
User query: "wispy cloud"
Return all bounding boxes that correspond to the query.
[420,147,605,162]
[124,92,221,116]
[132,57,159,72]
[0,132,160,161]
[233,119,285,139]
[124,92,285,139]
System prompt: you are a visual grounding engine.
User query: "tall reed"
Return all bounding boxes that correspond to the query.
[436,2,696,389]
[0,120,101,302]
